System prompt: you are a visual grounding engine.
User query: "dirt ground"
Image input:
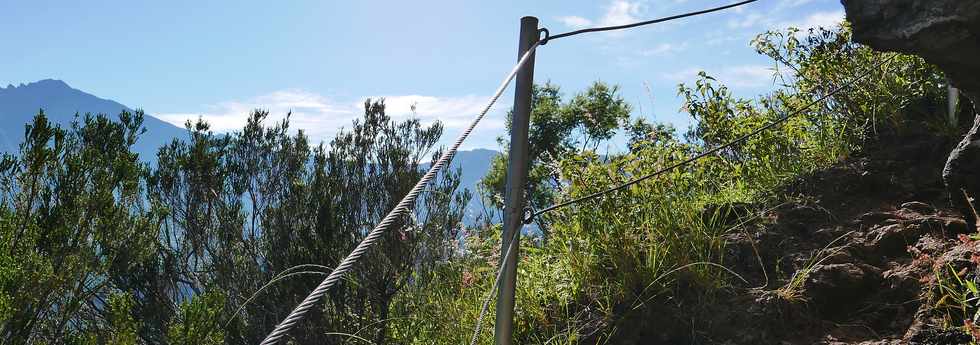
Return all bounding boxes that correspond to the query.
[613,124,978,344]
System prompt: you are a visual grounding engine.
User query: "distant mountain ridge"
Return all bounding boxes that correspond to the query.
[0,79,186,160]
[0,79,498,224]
[439,148,499,224]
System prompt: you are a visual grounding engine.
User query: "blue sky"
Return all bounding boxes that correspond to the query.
[0,0,844,150]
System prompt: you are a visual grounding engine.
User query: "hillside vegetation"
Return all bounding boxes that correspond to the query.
[1,24,972,344]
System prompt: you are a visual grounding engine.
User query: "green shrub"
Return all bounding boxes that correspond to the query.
[403,23,946,343]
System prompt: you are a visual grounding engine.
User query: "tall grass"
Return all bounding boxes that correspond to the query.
[387,24,947,344]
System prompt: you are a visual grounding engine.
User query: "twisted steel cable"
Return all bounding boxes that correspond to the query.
[263,3,780,341]
[259,40,543,345]
[468,224,521,345]
[540,0,758,44]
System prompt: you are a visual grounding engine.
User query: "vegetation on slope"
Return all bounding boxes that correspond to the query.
[406,24,949,344]
[0,24,962,344]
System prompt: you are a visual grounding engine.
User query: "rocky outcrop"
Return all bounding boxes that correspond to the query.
[841,1,980,93]
[612,120,972,344]
[943,118,980,226]
[714,147,971,344]
[841,0,980,227]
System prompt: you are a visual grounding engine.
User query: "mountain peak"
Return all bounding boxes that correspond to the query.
[1,79,71,92]
[0,79,186,160]
[30,79,71,88]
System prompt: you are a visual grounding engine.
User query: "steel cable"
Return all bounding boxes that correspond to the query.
[541,0,759,44]
[261,1,869,341]
[467,225,521,345]
[525,53,900,223]
[258,40,543,345]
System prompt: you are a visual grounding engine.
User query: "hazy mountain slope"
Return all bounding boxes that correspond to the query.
[0,79,186,160]
[1,79,499,225]
[445,148,499,224]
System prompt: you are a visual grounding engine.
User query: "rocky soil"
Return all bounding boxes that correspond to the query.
[613,124,978,344]
[844,0,980,237]
[717,128,976,344]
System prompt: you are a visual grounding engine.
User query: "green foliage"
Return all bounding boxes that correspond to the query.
[0,110,160,344]
[410,23,947,344]
[930,233,980,342]
[1,101,468,344]
[168,292,226,345]
[0,23,952,345]
[107,294,140,345]
[146,102,468,345]
[479,81,633,237]
[752,24,947,139]
[0,250,17,325]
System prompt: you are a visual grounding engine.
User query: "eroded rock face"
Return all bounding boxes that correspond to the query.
[841,0,980,93]
[943,116,980,227]
[841,0,980,227]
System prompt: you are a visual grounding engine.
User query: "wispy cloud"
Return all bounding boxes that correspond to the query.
[727,12,767,29]
[557,0,647,37]
[156,90,353,141]
[663,65,775,88]
[156,90,505,145]
[358,95,506,131]
[777,0,817,10]
[717,65,777,87]
[557,16,592,29]
[779,10,845,31]
[724,5,844,32]
[640,42,688,56]
[600,0,645,27]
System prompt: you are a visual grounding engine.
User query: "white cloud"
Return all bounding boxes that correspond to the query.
[704,29,749,46]
[779,10,845,31]
[724,10,845,38]
[727,12,766,29]
[156,89,353,141]
[557,16,592,29]
[359,95,507,131]
[662,67,703,84]
[725,2,844,32]
[557,0,647,37]
[663,65,775,88]
[718,65,776,87]
[599,0,644,27]
[156,90,506,145]
[778,0,816,9]
[640,42,687,56]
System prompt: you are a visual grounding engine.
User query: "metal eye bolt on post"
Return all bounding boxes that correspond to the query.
[494,16,538,345]
[257,4,769,345]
